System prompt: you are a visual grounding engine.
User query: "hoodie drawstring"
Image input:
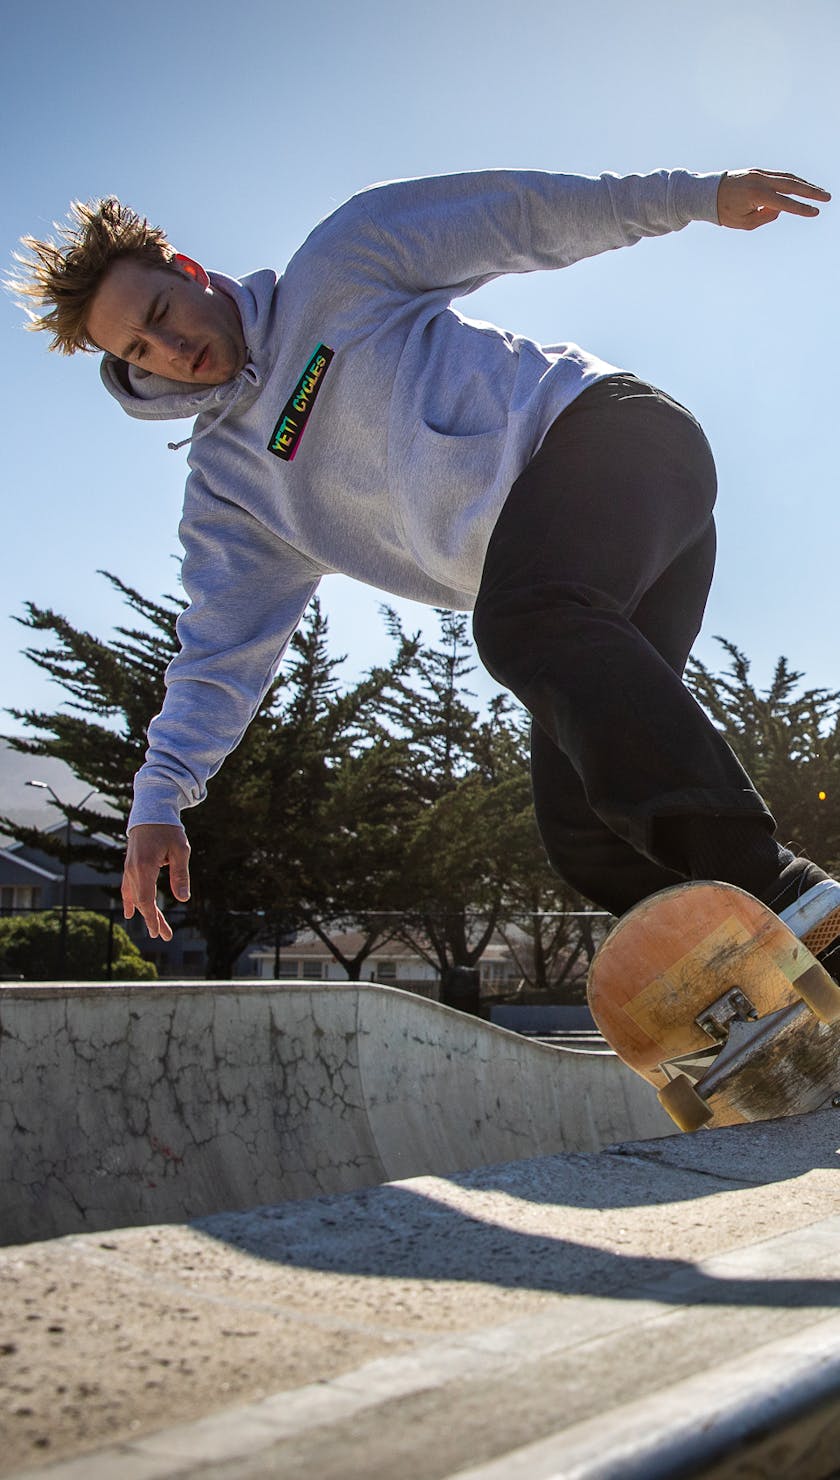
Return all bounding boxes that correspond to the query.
[167,364,260,452]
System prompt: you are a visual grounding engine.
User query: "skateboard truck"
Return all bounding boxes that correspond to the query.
[657,986,761,1091]
[689,1002,804,1094]
[659,996,839,1131]
[695,987,759,1041]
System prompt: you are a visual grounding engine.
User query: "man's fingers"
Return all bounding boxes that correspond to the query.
[120,879,138,922]
[123,878,167,939]
[752,171,831,201]
[168,843,191,902]
[152,906,174,942]
[761,191,821,218]
[134,896,173,942]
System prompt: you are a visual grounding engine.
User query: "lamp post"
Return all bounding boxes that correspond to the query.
[26,781,98,979]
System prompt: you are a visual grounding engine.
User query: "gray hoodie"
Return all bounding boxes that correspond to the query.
[100,167,722,830]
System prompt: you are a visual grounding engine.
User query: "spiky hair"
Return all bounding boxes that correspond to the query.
[7,197,175,354]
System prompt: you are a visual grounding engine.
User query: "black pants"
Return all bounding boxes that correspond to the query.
[473,375,779,917]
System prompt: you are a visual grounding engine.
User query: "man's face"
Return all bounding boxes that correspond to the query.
[86,256,248,386]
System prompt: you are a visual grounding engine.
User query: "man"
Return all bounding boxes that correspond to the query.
[11,164,840,965]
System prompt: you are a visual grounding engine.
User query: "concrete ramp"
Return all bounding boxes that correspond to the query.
[0,981,671,1245]
[2,1113,839,1479]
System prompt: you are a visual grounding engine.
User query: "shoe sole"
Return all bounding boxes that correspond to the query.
[780,879,840,956]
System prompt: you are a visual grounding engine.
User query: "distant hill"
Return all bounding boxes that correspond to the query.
[0,739,120,841]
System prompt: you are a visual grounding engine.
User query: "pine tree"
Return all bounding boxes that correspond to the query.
[4,574,279,975]
[4,577,420,978]
[686,639,840,870]
[385,615,542,976]
[249,601,420,979]
[470,704,607,1001]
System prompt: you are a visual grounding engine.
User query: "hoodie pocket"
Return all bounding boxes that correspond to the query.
[393,419,506,590]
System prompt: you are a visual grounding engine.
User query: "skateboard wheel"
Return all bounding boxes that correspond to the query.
[794,963,840,1024]
[657,1074,714,1133]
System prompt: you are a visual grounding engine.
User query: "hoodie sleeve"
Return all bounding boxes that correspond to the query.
[345,167,723,299]
[128,477,322,831]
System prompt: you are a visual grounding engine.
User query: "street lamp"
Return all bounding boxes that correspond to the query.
[26,781,98,979]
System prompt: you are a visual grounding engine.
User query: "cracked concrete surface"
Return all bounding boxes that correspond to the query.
[0,982,671,1245]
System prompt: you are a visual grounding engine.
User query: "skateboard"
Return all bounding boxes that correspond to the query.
[587,881,840,1132]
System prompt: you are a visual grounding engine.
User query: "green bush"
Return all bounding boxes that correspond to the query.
[0,910,157,981]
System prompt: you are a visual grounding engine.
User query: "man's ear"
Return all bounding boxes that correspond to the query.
[172,252,210,288]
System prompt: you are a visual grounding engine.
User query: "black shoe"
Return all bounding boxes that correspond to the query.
[760,857,832,915]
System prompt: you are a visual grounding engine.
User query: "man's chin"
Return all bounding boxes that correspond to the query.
[194,343,245,387]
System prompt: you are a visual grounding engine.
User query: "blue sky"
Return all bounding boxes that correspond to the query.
[3,0,840,740]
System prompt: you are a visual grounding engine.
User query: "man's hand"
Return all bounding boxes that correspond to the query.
[122,823,191,940]
[717,169,830,230]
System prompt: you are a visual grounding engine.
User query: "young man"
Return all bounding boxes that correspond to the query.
[11,165,840,963]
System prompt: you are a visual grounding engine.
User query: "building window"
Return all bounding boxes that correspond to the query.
[1,885,41,912]
[376,960,397,984]
[481,960,517,984]
[276,958,301,977]
[302,959,323,980]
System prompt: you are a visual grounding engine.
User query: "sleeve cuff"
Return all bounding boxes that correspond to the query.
[128,792,188,832]
[671,170,724,227]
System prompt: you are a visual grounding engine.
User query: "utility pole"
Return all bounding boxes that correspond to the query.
[26,782,98,979]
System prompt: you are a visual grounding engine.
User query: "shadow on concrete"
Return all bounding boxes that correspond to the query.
[193,1174,840,1312]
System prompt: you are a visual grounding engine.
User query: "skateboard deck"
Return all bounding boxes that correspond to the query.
[587,881,840,1131]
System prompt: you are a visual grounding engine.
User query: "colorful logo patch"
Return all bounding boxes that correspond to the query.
[268,344,334,462]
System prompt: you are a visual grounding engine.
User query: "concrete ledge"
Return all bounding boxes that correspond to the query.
[0,981,671,1245]
[2,1110,838,1478]
[457,1315,840,1479]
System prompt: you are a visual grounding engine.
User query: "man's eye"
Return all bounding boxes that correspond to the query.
[155,301,169,323]
[135,344,147,361]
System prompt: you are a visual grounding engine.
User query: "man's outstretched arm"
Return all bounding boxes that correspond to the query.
[122,822,191,941]
[341,164,829,306]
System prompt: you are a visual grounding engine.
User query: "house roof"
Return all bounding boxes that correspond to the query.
[0,850,61,883]
[29,819,118,848]
[252,930,418,960]
[250,928,517,960]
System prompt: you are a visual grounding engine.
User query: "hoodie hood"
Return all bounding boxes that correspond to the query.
[99,267,279,426]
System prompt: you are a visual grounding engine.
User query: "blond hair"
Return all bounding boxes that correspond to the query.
[7,197,175,355]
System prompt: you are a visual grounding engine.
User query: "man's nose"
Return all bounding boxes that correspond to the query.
[150,326,188,361]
